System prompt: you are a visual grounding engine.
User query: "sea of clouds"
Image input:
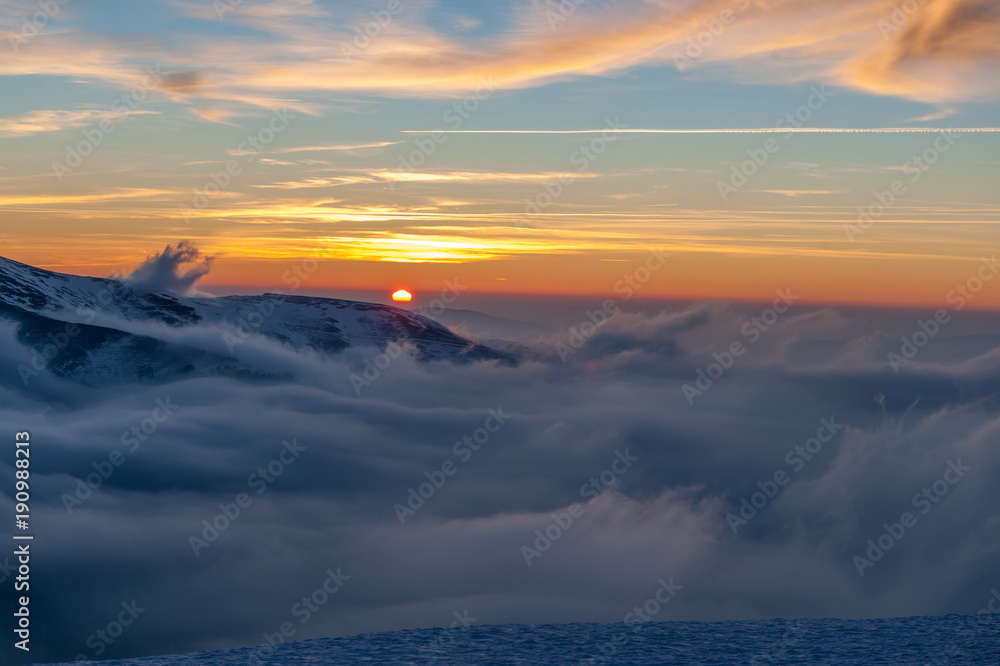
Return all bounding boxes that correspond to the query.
[2,260,1000,662]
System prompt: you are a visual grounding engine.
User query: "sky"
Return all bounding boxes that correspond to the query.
[1,0,999,308]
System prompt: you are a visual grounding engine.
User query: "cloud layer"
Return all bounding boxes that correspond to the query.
[3,295,1000,662]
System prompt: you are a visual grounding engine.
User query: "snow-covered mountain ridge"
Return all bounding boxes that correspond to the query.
[0,255,505,386]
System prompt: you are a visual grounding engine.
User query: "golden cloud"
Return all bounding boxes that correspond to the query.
[3,0,998,118]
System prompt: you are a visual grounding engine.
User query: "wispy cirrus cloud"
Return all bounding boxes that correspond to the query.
[1,0,997,120]
[0,108,158,138]
[905,107,957,123]
[251,170,603,190]
[253,175,378,189]
[270,141,403,153]
[754,190,849,197]
[370,170,603,183]
[0,188,175,206]
[228,143,402,163]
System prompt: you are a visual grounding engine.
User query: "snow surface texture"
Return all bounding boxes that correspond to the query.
[35,615,1000,665]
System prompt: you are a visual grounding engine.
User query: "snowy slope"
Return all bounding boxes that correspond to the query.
[35,615,1000,665]
[0,255,506,386]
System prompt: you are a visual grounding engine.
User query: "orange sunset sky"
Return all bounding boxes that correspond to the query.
[1,0,998,308]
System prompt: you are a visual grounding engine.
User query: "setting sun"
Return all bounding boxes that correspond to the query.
[392,289,413,302]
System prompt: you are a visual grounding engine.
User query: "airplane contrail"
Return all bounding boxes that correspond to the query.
[401,127,1000,135]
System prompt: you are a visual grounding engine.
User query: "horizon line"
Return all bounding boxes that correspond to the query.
[199,284,1000,313]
